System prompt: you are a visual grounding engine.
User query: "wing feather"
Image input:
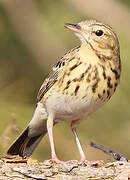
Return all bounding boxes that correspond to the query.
[37,46,80,102]
[37,68,59,102]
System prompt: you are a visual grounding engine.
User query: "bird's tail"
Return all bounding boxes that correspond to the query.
[7,127,47,157]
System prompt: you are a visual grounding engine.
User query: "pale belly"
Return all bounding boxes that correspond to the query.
[45,89,104,122]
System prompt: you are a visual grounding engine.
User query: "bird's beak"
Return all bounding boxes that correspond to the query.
[64,23,81,34]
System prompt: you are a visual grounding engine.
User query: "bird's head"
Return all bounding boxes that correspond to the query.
[65,20,120,59]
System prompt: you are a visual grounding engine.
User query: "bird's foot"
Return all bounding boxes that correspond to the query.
[49,156,64,164]
[80,158,104,167]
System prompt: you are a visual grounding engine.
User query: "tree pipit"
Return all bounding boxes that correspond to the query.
[7,20,121,164]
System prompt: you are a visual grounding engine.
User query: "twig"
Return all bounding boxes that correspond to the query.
[90,141,128,162]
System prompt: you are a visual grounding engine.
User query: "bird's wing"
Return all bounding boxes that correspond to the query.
[37,46,80,102]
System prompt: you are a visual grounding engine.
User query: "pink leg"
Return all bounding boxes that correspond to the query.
[71,120,104,166]
[47,114,63,163]
[71,120,86,162]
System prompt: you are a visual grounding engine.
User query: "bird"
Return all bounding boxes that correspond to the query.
[7,19,121,164]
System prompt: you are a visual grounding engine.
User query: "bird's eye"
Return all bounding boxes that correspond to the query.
[95,30,104,37]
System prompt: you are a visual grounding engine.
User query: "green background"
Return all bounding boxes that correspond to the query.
[0,0,130,162]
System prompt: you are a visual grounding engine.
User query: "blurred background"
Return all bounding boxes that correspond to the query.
[0,0,130,162]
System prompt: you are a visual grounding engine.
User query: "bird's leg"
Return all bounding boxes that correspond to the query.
[71,120,104,166]
[47,114,63,163]
[71,120,86,162]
